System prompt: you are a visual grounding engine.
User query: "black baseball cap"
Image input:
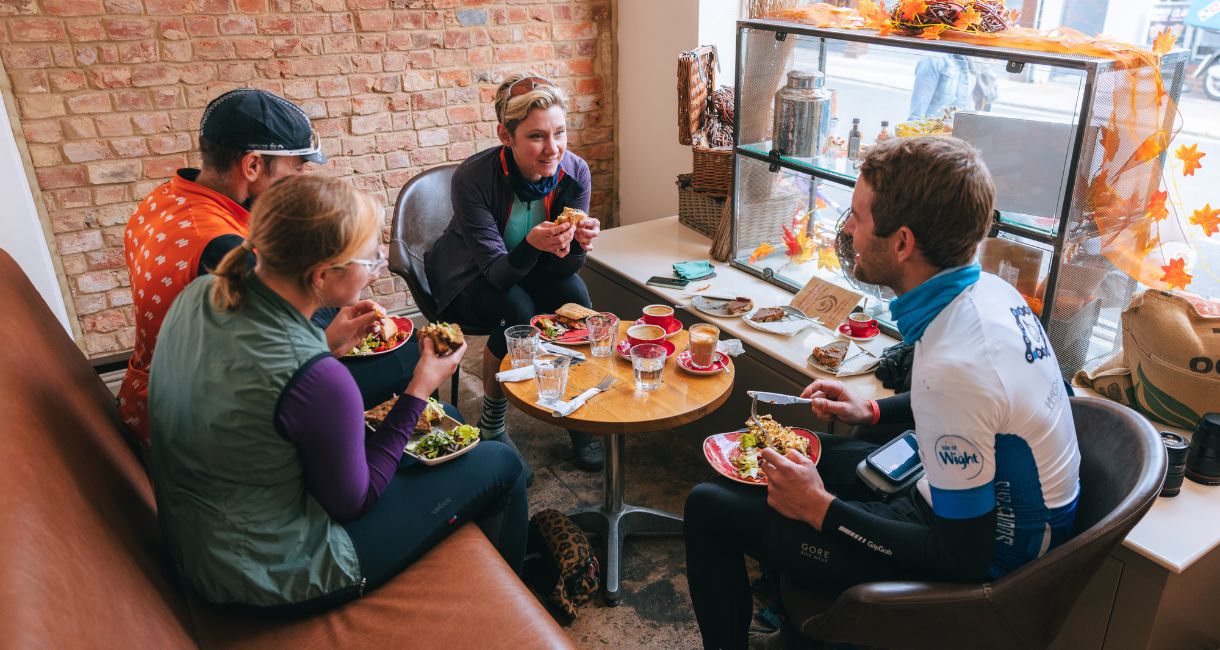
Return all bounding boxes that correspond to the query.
[199,89,326,164]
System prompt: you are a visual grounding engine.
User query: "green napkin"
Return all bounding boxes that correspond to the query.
[673,260,714,280]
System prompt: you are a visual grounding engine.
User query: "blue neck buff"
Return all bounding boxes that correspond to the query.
[504,146,558,204]
[889,264,981,344]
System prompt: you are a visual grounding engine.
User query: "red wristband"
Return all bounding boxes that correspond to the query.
[868,399,881,426]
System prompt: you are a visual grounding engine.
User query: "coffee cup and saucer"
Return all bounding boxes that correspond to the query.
[837,312,880,342]
[616,323,676,360]
[677,323,727,375]
[632,304,683,338]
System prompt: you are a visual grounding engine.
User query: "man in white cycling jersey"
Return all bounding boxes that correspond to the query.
[683,135,1081,650]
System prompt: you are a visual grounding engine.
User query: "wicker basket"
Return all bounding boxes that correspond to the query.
[735,190,806,253]
[677,174,725,238]
[691,145,733,197]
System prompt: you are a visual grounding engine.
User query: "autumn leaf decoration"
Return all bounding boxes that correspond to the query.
[1191,204,1220,237]
[1151,28,1176,56]
[748,242,776,264]
[1145,190,1169,222]
[1159,257,1193,290]
[1175,143,1206,177]
[898,0,927,21]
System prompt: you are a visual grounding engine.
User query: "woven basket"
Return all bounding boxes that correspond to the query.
[677,174,725,238]
[677,45,717,146]
[735,190,806,253]
[691,145,733,197]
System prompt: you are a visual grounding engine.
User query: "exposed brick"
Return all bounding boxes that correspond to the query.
[109,136,148,157]
[87,160,141,184]
[29,144,62,167]
[317,77,351,97]
[143,154,186,179]
[108,288,134,307]
[75,293,109,316]
[57,229,104,255]
[95,114,133,136]
[24,120,64,144]
[94,184,128,205]
[85,248,125,271]
[219,15,257,35]
[8,18,68,42]
[417,127,448,147]
[350,113,391,135]
[148,132,191,154]
[63,140,111,162]
[117,41,159,64]
[17,95,65,119]
[103,18,154,40]
[67,19,106,41]
[2,45,52,69]
[42,0,105,16]
[494,44,527,63]
[83,308,127,333]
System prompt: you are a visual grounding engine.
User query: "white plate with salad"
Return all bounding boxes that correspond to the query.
[405,408,480,466]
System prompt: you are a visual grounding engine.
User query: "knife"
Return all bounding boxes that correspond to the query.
[746,390,813,406]
[539,342,586,362]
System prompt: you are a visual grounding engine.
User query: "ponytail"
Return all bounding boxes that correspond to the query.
[210,240,254,312]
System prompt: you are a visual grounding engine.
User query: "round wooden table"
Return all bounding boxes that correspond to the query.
[500,321,733,604]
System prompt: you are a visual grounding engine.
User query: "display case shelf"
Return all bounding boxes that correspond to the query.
[729,18,1188,377]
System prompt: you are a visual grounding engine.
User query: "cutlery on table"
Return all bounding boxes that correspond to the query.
[747,390,813,429]
[552,375,616,417]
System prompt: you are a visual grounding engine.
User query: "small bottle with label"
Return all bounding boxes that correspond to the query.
[876,120,891,143]
[847,118,862,162]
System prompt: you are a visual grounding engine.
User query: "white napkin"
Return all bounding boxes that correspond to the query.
[754,316,817,336]
[539,342,585,361]
[834,343,881,377]
[548,386,601,417]
[495,366,535,382]
[717,339,745,357]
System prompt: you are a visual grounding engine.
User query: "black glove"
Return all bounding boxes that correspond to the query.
[875,342,915,393]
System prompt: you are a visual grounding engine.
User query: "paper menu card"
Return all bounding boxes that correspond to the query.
[790,275,863,329]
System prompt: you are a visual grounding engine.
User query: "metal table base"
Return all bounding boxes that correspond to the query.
[567,432,683,606]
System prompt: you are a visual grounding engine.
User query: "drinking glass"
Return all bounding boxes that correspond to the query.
[630,344,666,392]
[505,325,540,369]
[687,323,720,369]
[532,353,570,403]
[585,314,619,358]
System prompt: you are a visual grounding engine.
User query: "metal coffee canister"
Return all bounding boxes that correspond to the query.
[772,70,833,158]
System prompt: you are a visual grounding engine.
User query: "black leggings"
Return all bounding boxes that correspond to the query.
[683,434,932,650]
[441,267,590,358]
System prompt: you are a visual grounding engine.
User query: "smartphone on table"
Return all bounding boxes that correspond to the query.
[866,431,923,483]
[645,276,690,289]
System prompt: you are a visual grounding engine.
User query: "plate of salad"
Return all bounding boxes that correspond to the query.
[344,315,414,358]
[404,413,480,466]
[702,416,820,486]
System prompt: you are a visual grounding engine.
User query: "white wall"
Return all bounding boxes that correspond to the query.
[0,88,72,334]
[616,0,740,226]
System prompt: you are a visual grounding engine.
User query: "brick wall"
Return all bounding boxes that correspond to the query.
[0,0,615,358]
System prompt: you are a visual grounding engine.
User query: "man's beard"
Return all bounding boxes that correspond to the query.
[851,239,899,291]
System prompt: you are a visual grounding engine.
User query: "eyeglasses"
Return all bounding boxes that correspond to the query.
[247,128,322,159]
[506,75,556,98]
[337,245,388,275]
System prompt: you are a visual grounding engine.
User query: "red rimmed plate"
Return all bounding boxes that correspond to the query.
[343,316,414,358]
[676,350,730,375]
[702,428,821,486]
[615,338,676,360]
[530,314,589,345]
[631,317,683,338]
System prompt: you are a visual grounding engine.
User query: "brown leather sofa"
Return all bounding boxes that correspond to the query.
[0,251,575,649]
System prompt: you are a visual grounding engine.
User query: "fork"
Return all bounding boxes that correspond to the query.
[552,375,615,417]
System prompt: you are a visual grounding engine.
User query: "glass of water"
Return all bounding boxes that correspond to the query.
[585,314,618,358]
[505,325,540,368]
[630,343,666,392]
[532,353,570,403]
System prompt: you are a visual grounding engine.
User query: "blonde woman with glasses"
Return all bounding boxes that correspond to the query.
[425,73,604,479]
[148,175,527,613]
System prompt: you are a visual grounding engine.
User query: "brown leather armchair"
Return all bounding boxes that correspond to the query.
[780,396,1166,650]
[388,163,491,400]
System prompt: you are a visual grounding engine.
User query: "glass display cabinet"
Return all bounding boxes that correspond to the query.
[729,18,1187,377]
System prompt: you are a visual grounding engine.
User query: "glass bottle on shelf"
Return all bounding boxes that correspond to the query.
[847,118,862,162]
[820,116,843,171]
[876,120,890,143]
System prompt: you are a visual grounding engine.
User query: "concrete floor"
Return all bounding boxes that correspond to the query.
[449,334,735,650]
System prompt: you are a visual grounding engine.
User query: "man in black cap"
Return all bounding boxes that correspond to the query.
[120,89,418,445]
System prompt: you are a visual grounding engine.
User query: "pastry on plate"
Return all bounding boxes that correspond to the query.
[810,340,849,372]
[750,307,786,323]
[724,297,753,315]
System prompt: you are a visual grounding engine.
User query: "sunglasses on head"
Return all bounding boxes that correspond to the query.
[506,75,556,98]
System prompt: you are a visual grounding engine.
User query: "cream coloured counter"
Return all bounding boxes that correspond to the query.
[582,217,1220,649]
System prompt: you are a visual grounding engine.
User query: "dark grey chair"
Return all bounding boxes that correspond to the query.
[781,396,1166,650]
[389,163,491,402]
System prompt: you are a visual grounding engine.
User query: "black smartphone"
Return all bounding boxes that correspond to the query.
[645,276,690,289]
[866,431,922,482]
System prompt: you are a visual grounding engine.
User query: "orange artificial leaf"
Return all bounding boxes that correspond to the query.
[1099,112,1119,165]
[918,24,949,40]
[1152,28,1176,56]
[877,22,894,36]
[1175,143,1206,176]
[748,242,776,264]
[953,5,982,30]
[898,0,927,21]
[1191,203,1220,237]
[1160,257,1193,290]
[1145,190,1169,222]
[858,0,890,28]
[1118,131,1167,175]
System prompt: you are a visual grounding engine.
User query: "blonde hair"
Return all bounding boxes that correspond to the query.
[494,72,568,135]
[211,175,382,312]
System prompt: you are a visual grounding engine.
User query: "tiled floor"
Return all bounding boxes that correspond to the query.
[452,335,723,649]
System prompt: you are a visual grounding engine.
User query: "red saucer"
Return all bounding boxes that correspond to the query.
[616,338,676,360]
[676,350,730,375]
[632,317,683,338]
[837,322,879,342]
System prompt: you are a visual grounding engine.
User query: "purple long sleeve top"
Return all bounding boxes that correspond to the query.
[274,356,426,522]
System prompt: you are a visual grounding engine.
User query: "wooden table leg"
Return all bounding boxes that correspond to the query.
[567,432,684,607]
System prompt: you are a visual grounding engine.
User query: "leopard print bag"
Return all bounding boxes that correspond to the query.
[528,509,600,622]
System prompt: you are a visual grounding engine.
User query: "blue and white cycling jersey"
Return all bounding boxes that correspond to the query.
[910,273,1081,578]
